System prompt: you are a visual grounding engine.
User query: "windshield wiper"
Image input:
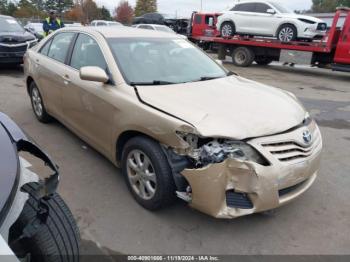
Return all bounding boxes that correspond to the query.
[191,76,224,82]
[130,80,177,86]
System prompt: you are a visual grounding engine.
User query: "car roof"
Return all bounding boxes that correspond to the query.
[58,26,181,39]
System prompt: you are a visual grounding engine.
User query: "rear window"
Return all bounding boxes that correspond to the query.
[232,3,256,12]
[47,32,75,63]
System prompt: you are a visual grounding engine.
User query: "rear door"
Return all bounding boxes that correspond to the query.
[34,32,76,119]
[334,14,350,64]
[233,3,257,33]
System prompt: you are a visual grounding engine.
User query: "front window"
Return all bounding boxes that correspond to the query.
[108,38,227,85]
[70,34,107,71]
[269,2,294,13]
[0,17,24,33]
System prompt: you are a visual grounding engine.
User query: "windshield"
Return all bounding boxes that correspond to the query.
[269,2,294,14]
[155,26,175,34]
[0,17,24,33]
[108,38,227,85]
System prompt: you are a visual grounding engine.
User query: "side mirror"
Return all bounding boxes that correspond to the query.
[80,66,109,83]
[267,9,276,14]
[208,17,214,27]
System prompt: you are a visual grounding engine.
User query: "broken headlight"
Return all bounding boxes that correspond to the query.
[176,132,269,167]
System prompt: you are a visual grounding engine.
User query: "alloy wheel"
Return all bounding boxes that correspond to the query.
[126,149,157,200]
[31,87,43,118]
[222,24,233,37]
[279,27,295,42]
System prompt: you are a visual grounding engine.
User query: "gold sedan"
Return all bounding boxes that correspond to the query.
[24,26,322,218]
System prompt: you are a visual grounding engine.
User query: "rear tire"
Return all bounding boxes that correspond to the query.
[232,47,255,67]
[9,183,80,262]
[277,24,297,42]
[29,82,52,123]
[220,21,235,37]
[122,136,177,210]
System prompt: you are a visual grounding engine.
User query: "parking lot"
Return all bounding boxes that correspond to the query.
[1,59,350,256]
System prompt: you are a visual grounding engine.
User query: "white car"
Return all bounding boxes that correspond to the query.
[217,1,328,42]
[133,24,187,38]
[91,20,122,27]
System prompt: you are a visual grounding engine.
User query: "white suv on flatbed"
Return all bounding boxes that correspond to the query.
[217,1,327,42]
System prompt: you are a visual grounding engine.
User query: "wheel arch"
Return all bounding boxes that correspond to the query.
[220,19,236,29]
[26,76,35,95]
[116,130,157,164]
[276,22,298,37]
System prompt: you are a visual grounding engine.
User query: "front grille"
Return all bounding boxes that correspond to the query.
[226,190,253,209]
[279,180,306,197]
[317,23,327,31]
[261,129,321,163]
[0,44,28,53]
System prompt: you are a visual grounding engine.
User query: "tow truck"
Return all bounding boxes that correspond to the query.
[188,8,350,72]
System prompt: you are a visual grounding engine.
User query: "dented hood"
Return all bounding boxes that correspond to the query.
[136,76,306,139]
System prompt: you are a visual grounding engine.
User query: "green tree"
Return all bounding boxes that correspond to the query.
[57,0,74,14]
[14,0,37,17]
[44,0,73,14]
[6,2,18,15]
[44,0,56,12]
[312,0,350,12]
[0,0,8,14]
[100,5,111,20]
[134,0,157,17]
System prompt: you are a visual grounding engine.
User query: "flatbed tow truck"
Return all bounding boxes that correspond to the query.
[189,8,350,72]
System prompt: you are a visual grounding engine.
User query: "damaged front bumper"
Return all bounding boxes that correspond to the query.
[178,122,322,219]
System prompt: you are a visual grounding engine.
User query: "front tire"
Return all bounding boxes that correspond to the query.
[277,24,297,42]
[122,136,177,210]
[9,183,80,262]
[29,82,52,123]
[220,21,235,37]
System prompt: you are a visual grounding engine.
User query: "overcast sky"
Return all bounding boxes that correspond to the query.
[95,0,313,17]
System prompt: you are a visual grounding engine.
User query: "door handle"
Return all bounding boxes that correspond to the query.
[62,74,71,85]
[35,59,40,67]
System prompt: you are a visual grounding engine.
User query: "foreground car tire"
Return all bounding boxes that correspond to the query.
[9,183,80,262]
[277,24,297,42]
[29,82,52,123]
[232,47,255,67]
[122,136,177,210]
[220,21,235,37]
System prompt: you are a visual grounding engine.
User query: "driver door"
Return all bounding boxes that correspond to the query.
[252,3,281,36]
[61,33,115,156]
